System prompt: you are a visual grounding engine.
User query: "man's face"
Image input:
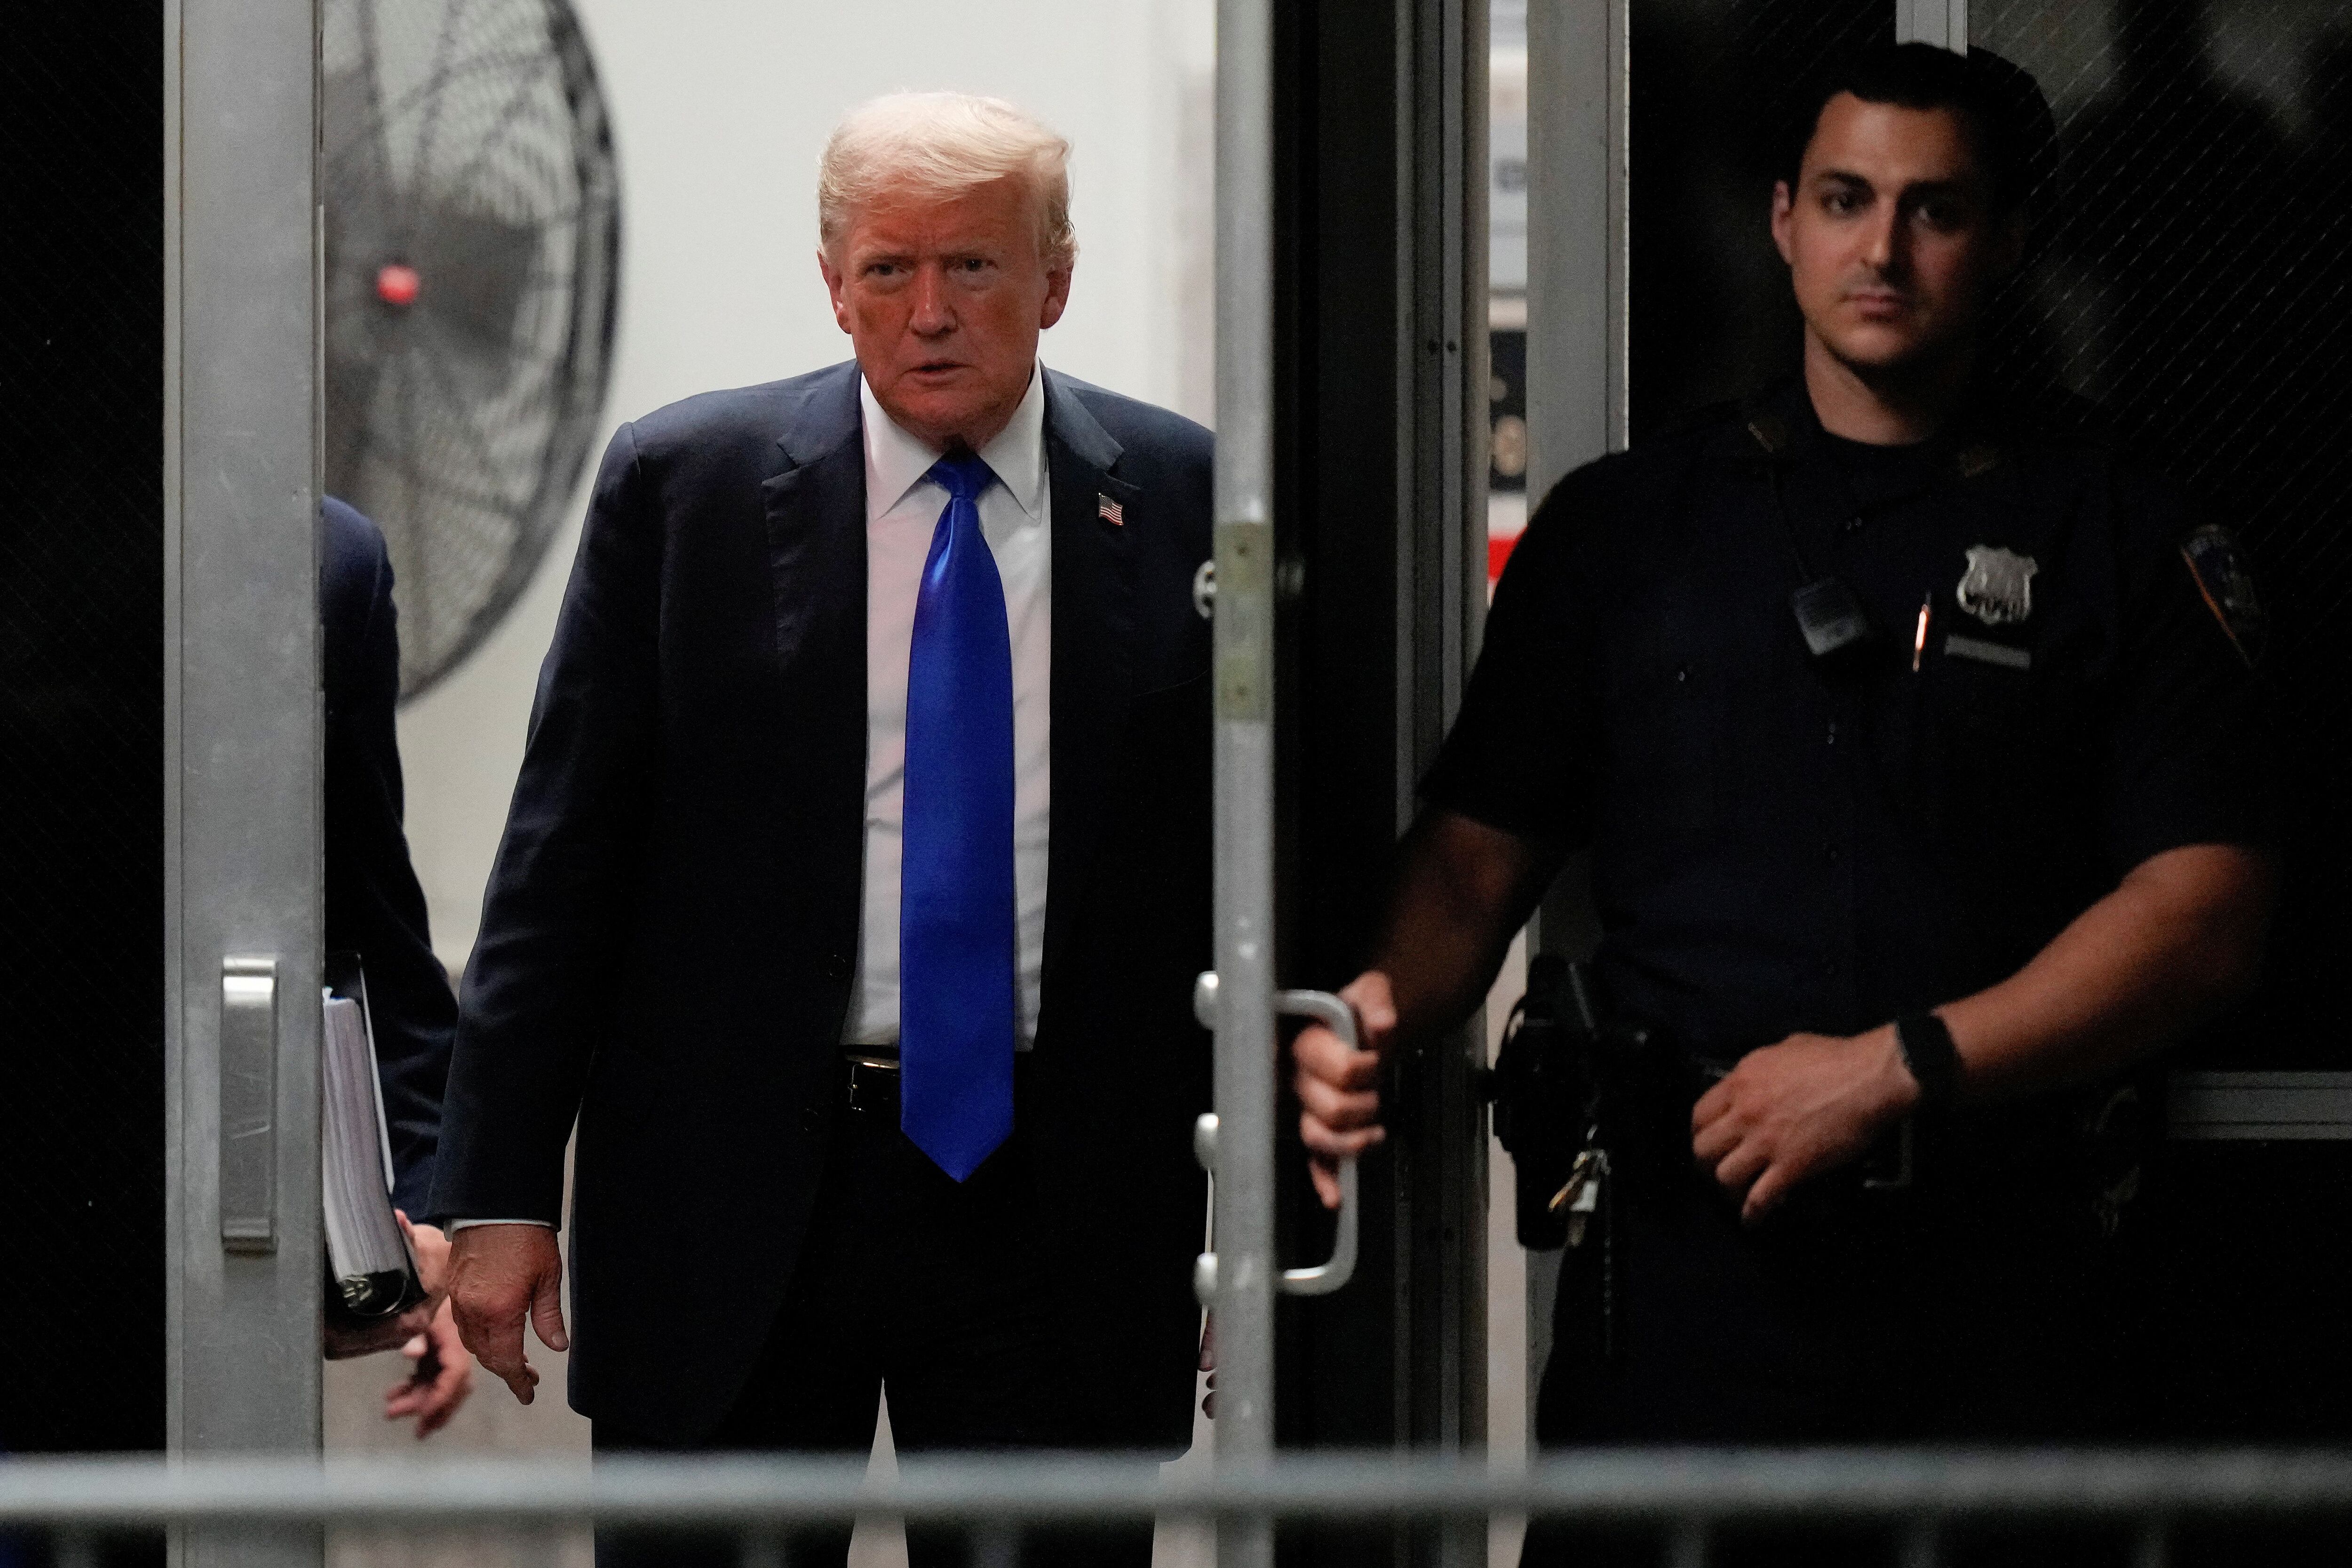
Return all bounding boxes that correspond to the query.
[1771,93,2022,377]
[819,175,1072,451]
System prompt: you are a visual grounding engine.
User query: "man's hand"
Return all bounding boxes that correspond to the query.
[446,1223,568,1405]
[1691,1027,1919,1224]
[1291,972,1398,1209]
[383,1298,474,1439]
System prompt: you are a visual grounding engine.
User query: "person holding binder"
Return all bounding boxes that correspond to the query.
[321,494,472,1437]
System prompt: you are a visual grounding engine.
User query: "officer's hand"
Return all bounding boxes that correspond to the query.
[321,1297,435,1360]
[446,1223,568,1405]
[383,1297,474,1439]
[1292,971,1396,1209]
[398,1211,453,1307]
[1690,1027,1919,1224]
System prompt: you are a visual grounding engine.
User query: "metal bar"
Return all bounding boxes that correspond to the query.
[1211,0,1277,1561]
[1524,0,1629,502]
[1893,0,1967,53]
[1390,18,1492,1561]
[1522,0,1630,1440]
[2167,1072,2352,1139]
[6,1453,2352,1529]
[161,0,188,1491]
[1664,1519,1708,1568]
[1271,991,1362,1295]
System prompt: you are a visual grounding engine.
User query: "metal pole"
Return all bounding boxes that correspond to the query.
[1213,0,1278,1561]
[167,0,326,1561]
[1525,0,1629,503]
[1523,0,1629,1439]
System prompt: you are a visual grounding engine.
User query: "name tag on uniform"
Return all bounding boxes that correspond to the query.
[1945,633,2031,671]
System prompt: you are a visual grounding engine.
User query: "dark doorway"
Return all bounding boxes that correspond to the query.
[0,7,169,1456]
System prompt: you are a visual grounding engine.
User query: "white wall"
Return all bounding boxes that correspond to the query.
[397,0,1216,966]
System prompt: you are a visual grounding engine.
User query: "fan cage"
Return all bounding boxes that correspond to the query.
[324,0,621,701]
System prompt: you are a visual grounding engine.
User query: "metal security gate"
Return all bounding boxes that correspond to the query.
[1964,0,2352,1440]
[12,1449,2352,1565]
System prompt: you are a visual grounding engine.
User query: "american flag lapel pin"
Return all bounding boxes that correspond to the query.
[1098,494,1124,526]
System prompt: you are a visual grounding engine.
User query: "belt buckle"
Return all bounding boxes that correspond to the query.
[845,1054,898,1113]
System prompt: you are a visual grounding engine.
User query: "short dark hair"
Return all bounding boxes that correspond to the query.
[1780,42,2056,217]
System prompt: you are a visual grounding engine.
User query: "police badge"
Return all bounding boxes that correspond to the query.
[1956,545,2038,626]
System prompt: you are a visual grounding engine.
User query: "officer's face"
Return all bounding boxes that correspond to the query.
[819,176,1073,452]
[1771,94,2022,378]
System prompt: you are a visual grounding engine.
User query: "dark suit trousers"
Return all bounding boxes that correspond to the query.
[593,1067,1156,1568]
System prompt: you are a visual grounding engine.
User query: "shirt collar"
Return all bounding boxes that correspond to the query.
[859,363,1049,525]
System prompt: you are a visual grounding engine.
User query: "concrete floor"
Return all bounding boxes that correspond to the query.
[326,1349,1216,1568]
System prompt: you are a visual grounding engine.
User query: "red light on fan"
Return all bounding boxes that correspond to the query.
[375,263,421,308]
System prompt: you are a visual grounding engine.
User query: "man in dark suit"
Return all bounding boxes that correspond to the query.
[429,92,1213,1565]
[319,495,471,1435]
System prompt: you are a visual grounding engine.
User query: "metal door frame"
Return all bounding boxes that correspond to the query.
[165,0,324,1552]
[1214,2,1490,1564]
[1393,2,1494,1541]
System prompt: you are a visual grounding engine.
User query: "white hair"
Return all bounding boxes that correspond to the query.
[818,92,1076,266]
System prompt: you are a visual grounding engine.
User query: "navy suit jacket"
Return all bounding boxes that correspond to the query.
[428,364,1216,1444]
[321,497,458,1218]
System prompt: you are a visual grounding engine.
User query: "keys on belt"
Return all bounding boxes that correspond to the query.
[1549,1146,1608,1249]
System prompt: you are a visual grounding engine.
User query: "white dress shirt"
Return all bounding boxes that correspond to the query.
[848,366,1052,1050]
[449,366,1057,1233]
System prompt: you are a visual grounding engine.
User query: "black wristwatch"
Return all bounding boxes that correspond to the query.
[1893,1011,1962,1107]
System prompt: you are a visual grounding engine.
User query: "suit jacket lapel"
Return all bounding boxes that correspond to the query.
[760,364,866,668]
[760,364,868,1022]
[1040,372,1137,1038]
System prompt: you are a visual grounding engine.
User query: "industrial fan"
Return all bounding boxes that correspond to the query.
[324,0,621,699]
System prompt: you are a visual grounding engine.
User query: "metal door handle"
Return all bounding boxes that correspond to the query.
[219,956,278,1253]
[1190,975,1362,1300]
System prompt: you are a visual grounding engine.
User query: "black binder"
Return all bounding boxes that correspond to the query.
[322,953,424,1324]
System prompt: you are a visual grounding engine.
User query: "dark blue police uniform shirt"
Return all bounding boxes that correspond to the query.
[1424,381,2269,1067]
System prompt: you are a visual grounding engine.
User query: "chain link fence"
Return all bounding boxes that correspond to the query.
[1972,0,2352,1067]
[1970,0,2352,1442]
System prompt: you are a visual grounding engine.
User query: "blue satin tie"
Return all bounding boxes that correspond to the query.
[899,451,1016,1181]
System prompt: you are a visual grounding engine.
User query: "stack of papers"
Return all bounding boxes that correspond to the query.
[322,982,416,1316]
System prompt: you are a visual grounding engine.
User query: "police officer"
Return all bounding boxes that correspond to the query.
[1293,39,2274,1543]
